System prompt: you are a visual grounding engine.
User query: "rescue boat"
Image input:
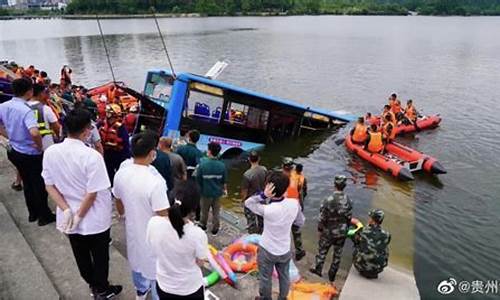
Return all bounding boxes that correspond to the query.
[393,115,441,135]
[345,135,446,181]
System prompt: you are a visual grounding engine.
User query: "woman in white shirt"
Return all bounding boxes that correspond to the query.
[146,181,208,300]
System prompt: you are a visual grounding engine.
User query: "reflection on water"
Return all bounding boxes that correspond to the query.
[2,16,500,298]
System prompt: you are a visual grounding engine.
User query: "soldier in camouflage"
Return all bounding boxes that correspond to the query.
[352,209,391,279]
[309,175,353,283]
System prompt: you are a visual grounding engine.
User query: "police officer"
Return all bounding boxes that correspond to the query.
[309,175,352,284]
[352,209,391,279]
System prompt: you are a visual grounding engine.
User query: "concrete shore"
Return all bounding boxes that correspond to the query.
[0,148,419,299]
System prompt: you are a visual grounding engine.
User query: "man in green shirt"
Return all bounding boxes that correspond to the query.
[176,130,203,178]
[196,141,227,236]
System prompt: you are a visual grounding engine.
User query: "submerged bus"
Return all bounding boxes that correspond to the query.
[136,70,356,157]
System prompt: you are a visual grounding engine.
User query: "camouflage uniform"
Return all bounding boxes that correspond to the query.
[353,223,391,278]
[311,190,353,282]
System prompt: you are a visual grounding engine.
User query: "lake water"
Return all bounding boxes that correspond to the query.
[2,16,500,299]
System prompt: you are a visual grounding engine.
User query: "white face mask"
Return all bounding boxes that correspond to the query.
[150,150,157,163]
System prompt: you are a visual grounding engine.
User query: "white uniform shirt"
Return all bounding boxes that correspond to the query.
[42,138,112,235]
[245,195,303,256]
[27,100,58,150]
[112,161,170,280]
[146,216,208,296]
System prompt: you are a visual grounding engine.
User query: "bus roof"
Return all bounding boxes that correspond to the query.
[148,69,357,123]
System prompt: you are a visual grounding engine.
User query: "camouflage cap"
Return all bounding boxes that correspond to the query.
[369,209,385,224]
[334,175,347,186]
[282,157,294,168]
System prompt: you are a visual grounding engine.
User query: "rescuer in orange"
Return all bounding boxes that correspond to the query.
[351,117,369,144]
[365,112,380,128]
[365,124,385,154]
[382,114,396,143]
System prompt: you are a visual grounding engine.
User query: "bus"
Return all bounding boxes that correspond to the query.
[136,69,356,157]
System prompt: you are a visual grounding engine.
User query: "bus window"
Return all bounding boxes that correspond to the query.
[224,102,269,130]
[185,86,224,123]
[144,72,174,103]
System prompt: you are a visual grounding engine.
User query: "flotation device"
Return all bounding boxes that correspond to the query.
[352,123,368,143]
[231,234,301,282]
[367,132,384,153]
[346,135,446,180]
[383,122,396,141]
[224,242,258,273]
[288,281,338,300]
[391,102,402,114]
[384,142,447,174]
[209,245,237,288]
[208,245,229,285]
[345,135,414,181]
[405,105,417,121]
[99,121,124,151]
[347,218,364,237]
[203,271,220,287]
[286,181,300,199]
[393,115,441,135]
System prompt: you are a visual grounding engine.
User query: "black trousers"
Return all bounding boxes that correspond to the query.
[7,148,52,220]
[67,229,111,292]
[157,283,204,300]
[104,151,126,184]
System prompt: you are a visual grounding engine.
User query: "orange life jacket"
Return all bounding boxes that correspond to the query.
[391,102,402,114]
[99,121,124,151]
[352,123,368,143]
[286,172,301,200]
[383,111,396,125]
[405,105,417,121]
[368,116,380,127]
[107,88,116,103]
[383,122,396,141]
[367,132,384,153]
[290,171,305,195]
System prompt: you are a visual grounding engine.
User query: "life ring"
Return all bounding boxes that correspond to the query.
[347,218,364,237]
[223,242,258,273]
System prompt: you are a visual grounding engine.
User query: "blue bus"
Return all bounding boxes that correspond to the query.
[136,69,356,157]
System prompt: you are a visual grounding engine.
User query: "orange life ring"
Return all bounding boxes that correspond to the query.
[223,242,258,273]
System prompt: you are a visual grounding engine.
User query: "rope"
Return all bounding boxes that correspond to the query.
[96,14,117,83]
[150,7,176,78]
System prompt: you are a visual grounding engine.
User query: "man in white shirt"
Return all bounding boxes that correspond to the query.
[42,108,122,300]
[27,84,60,150]
[245,171,304,300]
[113,131,170,300]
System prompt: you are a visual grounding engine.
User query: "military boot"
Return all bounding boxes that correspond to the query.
[309,266,323,277]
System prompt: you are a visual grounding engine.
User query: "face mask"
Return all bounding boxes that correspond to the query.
[150,150,157,163]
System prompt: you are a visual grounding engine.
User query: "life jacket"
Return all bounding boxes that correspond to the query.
[99,120,124,151]
[107,88,116,104]
[405,105,417,121]
[27,102,54,137]
[391,102,402,114]
[383,122,396,141]
[290,171,305,194]
[383,111,396,125]
[123,113,137,134]
[286,183,300,200]
[367,132,384,153]
[352,123,368,143]
[367,116,380,127]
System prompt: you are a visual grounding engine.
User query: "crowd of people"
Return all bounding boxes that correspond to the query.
[0,71,392,299]
[351,93,420,153]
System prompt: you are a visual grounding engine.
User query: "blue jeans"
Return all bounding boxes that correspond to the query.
[132,271,159,300]
[257,246,291,300]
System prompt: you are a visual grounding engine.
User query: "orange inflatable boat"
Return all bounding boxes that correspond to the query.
[345,135,446,181]
[393,115,441,135]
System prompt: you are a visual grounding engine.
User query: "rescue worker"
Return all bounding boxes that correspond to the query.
[392,99,402,115]
[123,105,138,135]
[364,124,385,154]
[291,163,307,210]
[350,117,369,144]
[365,112,380,127]
[381,105,396,127]
[27,84,61,150]
[404,99,420,131]
[309,175,352,285]
[382,114,396,143]
[352,209,391,279]
[282,158,306,261]
[99,104,130,183]
[107,85,117,105]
